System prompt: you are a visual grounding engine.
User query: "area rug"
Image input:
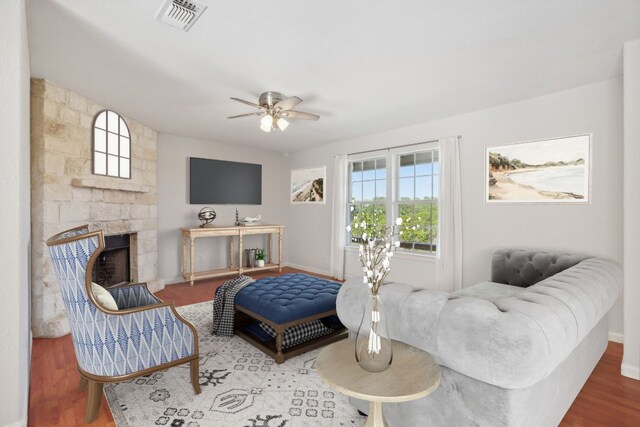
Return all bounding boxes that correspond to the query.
[104,301,366,427]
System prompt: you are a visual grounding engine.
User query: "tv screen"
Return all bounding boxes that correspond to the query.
[189,157,262,205]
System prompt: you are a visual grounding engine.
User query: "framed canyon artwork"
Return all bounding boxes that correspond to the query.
[486,134,591,203]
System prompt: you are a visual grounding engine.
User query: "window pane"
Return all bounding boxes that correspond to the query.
[375,179,386,200]
[94,129,106,152]
[107,111,119,132]
[433,159,440,175]
[95,111,107,130]
[362,181,375,201]
[107,132,118,155]
[433,175,440,198]
[399,177,414,200]
[416,151,432,175]
[376,159,386,179]
[119,118,129,138]
[107,155,119,176]
[349,206,359,242]
[362,204,386,233]
[399,154,415,177]
[120,158,130,178]
[363,160,376,180]
[351,162,362,181]
[120,137,130,158]
[351,182,362,202]
[415,176,432,200]
[94,152,106,175]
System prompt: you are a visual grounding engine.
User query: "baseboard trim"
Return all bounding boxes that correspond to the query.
[608,332,624,343]
[621,363,640,380]
[284,263,333,278]
[4,419,27,427]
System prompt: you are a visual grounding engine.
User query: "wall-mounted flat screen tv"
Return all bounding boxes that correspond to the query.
[189,157,262,205]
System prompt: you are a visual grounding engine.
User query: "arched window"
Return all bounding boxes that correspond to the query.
[93,110,131,179]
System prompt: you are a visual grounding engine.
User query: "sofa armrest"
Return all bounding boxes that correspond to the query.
[336,278,449,355]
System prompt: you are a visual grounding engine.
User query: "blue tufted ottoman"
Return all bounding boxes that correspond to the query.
[233,273,347,363]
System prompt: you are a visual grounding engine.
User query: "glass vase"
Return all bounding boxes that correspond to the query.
[355,292,393,372]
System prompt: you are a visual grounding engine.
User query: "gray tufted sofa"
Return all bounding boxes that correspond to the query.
[336,249,622,427]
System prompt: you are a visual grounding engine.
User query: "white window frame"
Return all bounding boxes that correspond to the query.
[92,109,131,179]
[347,142,440,256]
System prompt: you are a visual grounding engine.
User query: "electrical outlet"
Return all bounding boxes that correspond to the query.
[198,255,204,265]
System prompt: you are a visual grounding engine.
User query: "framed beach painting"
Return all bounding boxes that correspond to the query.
[486,134,591,203]
[291,166,326,204]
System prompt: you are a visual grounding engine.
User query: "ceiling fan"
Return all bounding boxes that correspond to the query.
[228,91,320,132]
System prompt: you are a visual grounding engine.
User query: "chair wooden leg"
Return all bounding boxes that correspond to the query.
[85,380,103,423]
[190,359,201,394]
[79,376,88,391]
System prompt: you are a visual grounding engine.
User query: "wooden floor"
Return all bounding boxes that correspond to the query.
[29,267,640,426]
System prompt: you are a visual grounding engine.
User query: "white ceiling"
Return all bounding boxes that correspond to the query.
[27,0,640,153]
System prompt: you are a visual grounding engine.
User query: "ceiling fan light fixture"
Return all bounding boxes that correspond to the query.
[260,114,273,132]
[276,117,289,131]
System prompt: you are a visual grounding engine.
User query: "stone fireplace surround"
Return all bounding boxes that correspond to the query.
[31,79,162,337]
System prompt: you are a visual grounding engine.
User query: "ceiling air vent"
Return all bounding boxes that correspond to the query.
[156,0,207,32]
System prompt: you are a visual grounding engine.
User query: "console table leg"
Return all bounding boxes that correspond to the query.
[228,236,234,269]
[365,401,388,427]
[189,237,195,286]
[278,230,283,272]
[268,234,273,264]
[238,234,244,275]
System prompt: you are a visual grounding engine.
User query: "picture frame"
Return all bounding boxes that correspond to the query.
[486,134,591,203]
[291,166,326,204]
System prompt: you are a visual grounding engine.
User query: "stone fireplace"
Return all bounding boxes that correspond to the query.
[30,79,162,337]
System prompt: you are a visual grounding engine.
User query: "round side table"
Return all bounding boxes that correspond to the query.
[316,339,441,427]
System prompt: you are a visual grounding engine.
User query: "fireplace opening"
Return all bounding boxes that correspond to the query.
[92,233,131,288]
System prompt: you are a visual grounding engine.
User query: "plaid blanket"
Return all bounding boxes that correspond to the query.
[211,275,255,336]
[259,320,334,349]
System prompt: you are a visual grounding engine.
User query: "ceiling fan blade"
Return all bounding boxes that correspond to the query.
[282,110,320,121]
[230,97,263,109]
[227,112,265,119]
[274,96,302,111]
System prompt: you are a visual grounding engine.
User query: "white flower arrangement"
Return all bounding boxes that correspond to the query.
[347,217,402,295]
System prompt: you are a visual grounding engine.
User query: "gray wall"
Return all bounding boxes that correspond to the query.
[0,0,31,424]
[623,38,640,379]
[157,134,290,285]
[288,78,624,336]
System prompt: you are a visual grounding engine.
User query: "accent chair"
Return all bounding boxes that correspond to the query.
[46,225,201,423]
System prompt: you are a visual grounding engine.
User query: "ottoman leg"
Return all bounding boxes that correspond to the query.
[275,325,285,364]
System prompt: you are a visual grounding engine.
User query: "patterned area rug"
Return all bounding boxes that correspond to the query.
[104,301,366,427]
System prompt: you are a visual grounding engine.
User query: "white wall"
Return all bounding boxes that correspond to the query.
[622,39,640,379]
[157,134,290,284]
[289,78,624,336]
[0,0,31,425]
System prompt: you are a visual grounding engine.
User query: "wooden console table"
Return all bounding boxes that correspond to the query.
[181,224,284,286]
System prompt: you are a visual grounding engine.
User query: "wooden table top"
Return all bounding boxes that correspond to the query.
[316,339,441,403]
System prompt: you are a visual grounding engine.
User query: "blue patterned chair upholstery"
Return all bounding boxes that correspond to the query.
[46,225,200,423]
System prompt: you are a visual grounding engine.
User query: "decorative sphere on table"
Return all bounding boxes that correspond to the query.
[198,207,217,227]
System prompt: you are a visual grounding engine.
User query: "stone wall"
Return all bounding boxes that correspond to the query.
[31,79,161,337]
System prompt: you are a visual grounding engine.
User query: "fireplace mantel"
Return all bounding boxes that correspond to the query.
[71,177,150,193]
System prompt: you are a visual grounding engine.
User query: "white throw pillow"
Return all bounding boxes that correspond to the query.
[91,282,119,311]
